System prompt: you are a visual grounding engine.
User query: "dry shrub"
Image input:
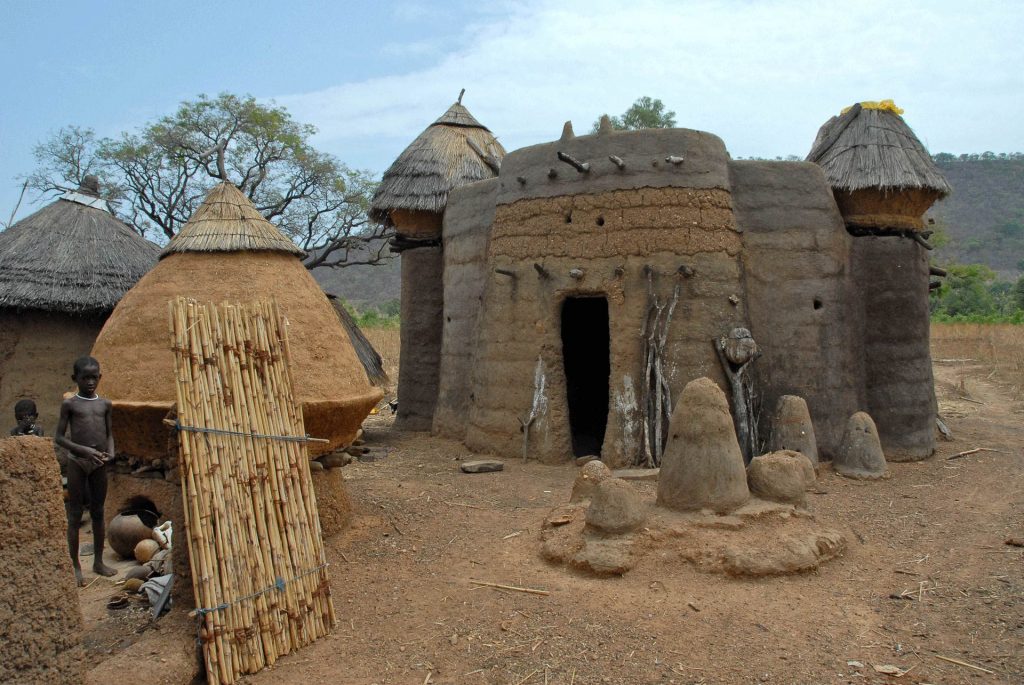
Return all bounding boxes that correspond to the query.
[931,323,1024,399]
[363,326,401,396]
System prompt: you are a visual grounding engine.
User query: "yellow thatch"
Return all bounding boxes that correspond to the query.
[160,182,305,258]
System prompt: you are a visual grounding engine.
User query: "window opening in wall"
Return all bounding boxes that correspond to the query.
[561,296,611,457]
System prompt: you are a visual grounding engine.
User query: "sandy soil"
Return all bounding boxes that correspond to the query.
[79,361,1023,684]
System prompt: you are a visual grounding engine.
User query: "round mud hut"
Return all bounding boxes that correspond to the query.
[0,177,159,430]
[807,101,951,460]
[371,94,505,430]
[91,182,383,460]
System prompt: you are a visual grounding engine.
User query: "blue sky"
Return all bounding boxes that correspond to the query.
[2,0,1022,223]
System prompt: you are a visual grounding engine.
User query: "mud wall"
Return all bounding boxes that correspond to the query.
[396,246,444,430]
[434,179,498,438]
[465,188,747,466]
[0,436,84,684]
[0,310,105,435]
[731,161,864,457]
[851,237,935,460]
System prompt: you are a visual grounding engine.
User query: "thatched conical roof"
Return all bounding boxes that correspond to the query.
[370,99,505,222]
[0,180,160,314]
[806,102,951,196]
[161,182,305,258]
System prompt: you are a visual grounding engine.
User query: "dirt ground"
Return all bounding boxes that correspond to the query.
[77,359,1023,684]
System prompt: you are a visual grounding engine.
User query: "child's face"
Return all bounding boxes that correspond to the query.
[72,365,102,396]
[15,412,37,429]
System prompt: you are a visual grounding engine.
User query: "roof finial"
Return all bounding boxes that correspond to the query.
[560,121,575,142]
[597,115,614,136]
[79,175,101,197]
[457,88,465,105]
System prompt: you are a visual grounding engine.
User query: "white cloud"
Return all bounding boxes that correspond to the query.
[277,0,1024,171]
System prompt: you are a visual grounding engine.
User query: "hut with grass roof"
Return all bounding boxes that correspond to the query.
[371,92,505,430]
[808,100,951,460]
[0,177,159,430]
[91,181,383,460]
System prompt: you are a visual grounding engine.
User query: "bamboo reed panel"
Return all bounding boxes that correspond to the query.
[169,297,335,685]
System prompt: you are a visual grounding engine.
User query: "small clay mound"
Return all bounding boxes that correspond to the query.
[570,459,612,503]
[0,436,84,684]
[657,377,749,513]
[834,412,888,479]
[747,450,815,506]
[769,395,819,466]
[571,536,639,576]
[585,479,646,534]
[713,529,846,577]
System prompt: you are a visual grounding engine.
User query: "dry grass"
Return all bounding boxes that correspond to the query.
[931,323,1024,400]
[362,326,400,397]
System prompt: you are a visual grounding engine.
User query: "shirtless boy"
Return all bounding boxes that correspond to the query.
[10,398,44,436]
[55,356,117,585]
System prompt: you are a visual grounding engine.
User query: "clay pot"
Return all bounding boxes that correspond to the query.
[107,513,153,559]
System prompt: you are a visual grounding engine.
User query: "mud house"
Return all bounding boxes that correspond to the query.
[0,177,159,430]
[377,102,949,467]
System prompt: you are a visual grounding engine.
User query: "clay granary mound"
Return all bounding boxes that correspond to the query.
[91,182,382,459]
[0,436,84,684]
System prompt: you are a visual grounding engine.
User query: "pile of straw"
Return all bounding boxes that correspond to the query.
[370,100,505,222]
[170,297,334,684]
[161,183,305,257]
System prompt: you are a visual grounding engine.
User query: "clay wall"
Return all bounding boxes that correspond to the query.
[396,246,444,430]
[0,310,105,435]
[465,185,747,467]
[0,436,84,684]
[851,237,935,460]
[434,179,498,438]
[731,161,865,457]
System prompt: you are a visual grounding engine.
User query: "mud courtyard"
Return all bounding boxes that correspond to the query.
[73,358,1024,685]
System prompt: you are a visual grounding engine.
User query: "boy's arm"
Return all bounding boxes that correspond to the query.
[54,400,103,463]
[104,400,115,462]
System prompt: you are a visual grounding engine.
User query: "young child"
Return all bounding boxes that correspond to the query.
[55,356,117,585]
[10,398,44,436]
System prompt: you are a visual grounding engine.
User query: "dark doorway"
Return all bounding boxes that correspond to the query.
[561,296,610,457]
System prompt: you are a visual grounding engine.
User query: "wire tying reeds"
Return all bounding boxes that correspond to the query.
[169,297,334,684]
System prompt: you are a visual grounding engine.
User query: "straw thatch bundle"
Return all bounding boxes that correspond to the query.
[0,181,160,314]
[370,100,505,227]
[161,182,305,257]
[806,103,951,230]
[325,293,389,387]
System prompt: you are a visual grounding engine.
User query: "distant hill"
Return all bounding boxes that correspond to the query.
[928,153,1024,279]
[310,240,401,312]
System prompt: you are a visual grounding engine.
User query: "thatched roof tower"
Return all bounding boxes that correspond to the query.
[0,177,160,314]
[370,95,505,237]
[92,182,383,459]
[806,101,951,231]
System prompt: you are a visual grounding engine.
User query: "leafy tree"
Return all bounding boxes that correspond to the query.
[23,94,390,269]
[592,96,676,132]
[930,264,998,317]
[1015,275,1024,311]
